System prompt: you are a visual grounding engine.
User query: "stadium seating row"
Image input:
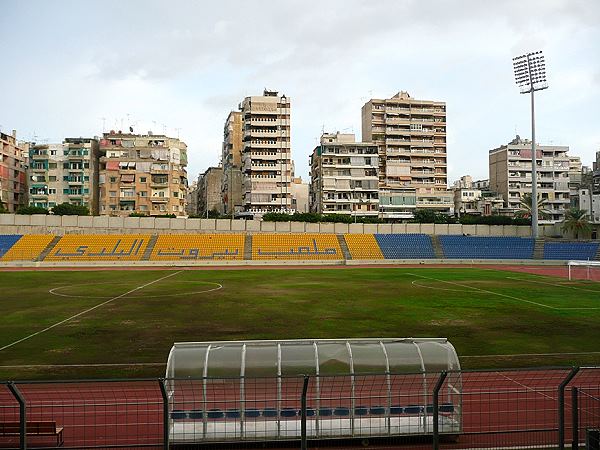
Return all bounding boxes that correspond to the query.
[0,234,598,262]
[170,403,455,420]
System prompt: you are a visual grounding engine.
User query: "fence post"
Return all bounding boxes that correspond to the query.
[158,379,169,450]
[7,382,26,450]
[432,371,448,450]
[572,387,579,450]
[558,367,580,450]
[301,375,309,450]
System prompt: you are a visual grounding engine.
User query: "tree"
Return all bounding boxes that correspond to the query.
[516,193,550,220]
[561,207,591,239]
[16,205,49,215]
[52,203,90,216]
[412,209,437,223]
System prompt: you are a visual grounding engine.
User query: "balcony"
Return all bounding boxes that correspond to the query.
[151,196,169,203]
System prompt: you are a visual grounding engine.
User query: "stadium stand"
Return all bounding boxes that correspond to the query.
[439,235,535,259]
[151,234,245,260]
[0,234,54,261]
[374,234,435,259]
[45,234,151,261]
[543,241,600,261]
[252,234,343,260]
[0,234,22,258]
[344,234,384,259]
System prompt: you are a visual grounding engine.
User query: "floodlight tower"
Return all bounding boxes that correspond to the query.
[513,50,548,239]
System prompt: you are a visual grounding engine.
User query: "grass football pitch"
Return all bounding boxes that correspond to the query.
[1,267,599,380]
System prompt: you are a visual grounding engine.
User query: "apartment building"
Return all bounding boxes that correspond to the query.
[291,177,309,213]
[452,175,504,216]
[98,132,188,216]
[240,90,292,217]
[221,111,244,216]
[489,135,571,223]
[0,130,28,212]
[361,91,450,218]
[28,138,100,213]
[197,166,223,216]
[310,132,379,216]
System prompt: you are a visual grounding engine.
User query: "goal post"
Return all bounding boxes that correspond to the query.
[567,260,600,281]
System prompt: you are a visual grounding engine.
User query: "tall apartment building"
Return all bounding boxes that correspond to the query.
[28,138,100,213]
[489,135,570,223]
[197,166,224,216]
[221,111,243,216]
[240,90,292,217]
[0,130,28,212]
[310,133,379,216]
[361,91,450,218]
[98,132,188,216]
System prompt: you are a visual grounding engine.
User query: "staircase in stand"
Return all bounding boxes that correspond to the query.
[244,235,253,260]
[533,238,545,260]
[37,235,62,261]
[430,235,444,259]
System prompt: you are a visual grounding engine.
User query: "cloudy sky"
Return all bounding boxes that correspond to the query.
[1,0,599,183]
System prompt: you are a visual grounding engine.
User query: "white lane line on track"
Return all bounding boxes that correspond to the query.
[407,272,600,310]
[496,372,557,401]
[0,362,164,368]
[0,270,183,352]
[462,351,600,358]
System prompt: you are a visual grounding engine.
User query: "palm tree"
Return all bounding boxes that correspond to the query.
[561,207,591,239]
[516,193,550,220]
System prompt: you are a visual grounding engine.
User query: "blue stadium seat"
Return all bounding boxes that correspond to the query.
[439,235,534,259]
[188,410,203,419]
[207,409,224,419]
[404,405,423,414]
[262,408,277,418]
[0,235,22,258]
[355,406,369,416]
[370,406,386,415]
[439,403,455,413]
[280,408,297,417]
[244,409,261,418]
[318,408,333,417]
[374,234,435,259]
[171,410,187,420]
[334,407,350,416]
[543,242,599,260]
[225,409,241,419]
[390,405,403,414]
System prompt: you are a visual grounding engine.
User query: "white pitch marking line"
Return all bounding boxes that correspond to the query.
[496,372,556,401]
[0,270,183,352]
[410,279,462,292]
[407,272,600,310]
[506,276,600,294]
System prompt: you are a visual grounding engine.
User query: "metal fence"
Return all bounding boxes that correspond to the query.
[1,367,599,450]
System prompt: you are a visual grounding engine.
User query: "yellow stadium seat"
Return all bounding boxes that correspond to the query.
[46,235,150,261]
[0,235,54,261]
[344,234,384,259]
[151,234,244,260]
[252,234,342,260]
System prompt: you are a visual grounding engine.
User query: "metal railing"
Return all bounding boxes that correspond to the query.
[1,367,598,449]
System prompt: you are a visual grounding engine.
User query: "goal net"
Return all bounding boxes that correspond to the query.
[567,260,600,281]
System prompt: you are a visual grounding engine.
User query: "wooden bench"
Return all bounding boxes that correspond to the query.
[0,421,64,447]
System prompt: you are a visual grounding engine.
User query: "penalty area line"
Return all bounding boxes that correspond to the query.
[0,270,183,352]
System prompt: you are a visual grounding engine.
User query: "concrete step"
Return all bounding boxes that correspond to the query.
[430,235,444,259]
[244,235,253,260]
[533,238,545,260]
[141,235,159,261]
[337,234,351,260]
[37,235,62,261]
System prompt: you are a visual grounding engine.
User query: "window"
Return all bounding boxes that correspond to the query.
[139,205,148,211]
[49,163,57,169]
[140,191,147,197]
[109,191,117,197]
[173,192,178,198]
[48,188,56,194]
[110,177,117,183]
[49,176,57,182]
[173,206,178,211]
[139,177,146,182]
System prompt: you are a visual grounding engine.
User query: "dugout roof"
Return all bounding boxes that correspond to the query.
[166,338,460,378]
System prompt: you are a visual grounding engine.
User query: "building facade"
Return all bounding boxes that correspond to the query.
[0,130,28,212]
[98,132,188,216]
[221,111,244,217]
[197,167,224,217]
[240,90,292,217]
[310,133,379,216]
[291,177,309,213]
[489,135,570,223]
[28,138,100,213]
[361,91,450,219]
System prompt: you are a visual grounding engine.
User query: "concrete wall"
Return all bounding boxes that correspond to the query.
[0,214,578,238]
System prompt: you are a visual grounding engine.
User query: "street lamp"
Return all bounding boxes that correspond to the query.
[513,50,548,239]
